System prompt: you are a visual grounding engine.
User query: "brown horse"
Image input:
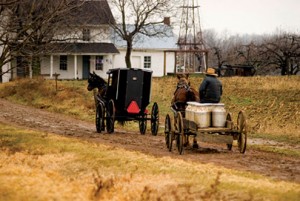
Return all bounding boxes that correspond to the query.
[171,73,199,113]
[171,73,200,148]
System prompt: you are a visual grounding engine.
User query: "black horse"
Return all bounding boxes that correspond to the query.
[87,71,107,99]
[87,72,109,132]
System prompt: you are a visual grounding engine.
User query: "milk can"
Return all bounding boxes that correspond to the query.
[185,103,192,121]
[211,103,226,127]
[186,102,197,122]
[194,103,211,128]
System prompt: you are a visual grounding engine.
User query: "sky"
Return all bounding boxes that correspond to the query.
[198,0,300,35]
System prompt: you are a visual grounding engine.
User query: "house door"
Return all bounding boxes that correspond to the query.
[82,56,90,79]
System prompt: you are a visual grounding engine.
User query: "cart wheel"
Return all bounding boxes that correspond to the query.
[151,102,159,136]
[106,99,115,133]
[226,113,232,121]
[164,114,171,148]
[96,103,105,133]
[237,111,247,153]
[168,131,173,152]
[139,114,147,135]
[226,113,233,150]
[176,112,184,155]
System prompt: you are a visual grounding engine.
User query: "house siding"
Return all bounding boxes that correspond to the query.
[114,49,175,77]
[40,54,115,79]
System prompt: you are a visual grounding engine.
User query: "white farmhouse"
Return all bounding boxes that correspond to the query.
[113,19,178,77]
[40,0,119,80]
[1,0,178,82]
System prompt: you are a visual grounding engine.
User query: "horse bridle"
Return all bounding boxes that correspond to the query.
[175,82,191,94]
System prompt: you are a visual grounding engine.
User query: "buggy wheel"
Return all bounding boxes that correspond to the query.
[139,114,147,135]
[237,111,247,153]
[96,103,105,133]
[164,114,171,148]
[176,112,184,155]
[151,102,159,136]
[106,99,115,133]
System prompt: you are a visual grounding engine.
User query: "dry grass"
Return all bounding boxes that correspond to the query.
[151,75,300,143]
[0,123,299,201]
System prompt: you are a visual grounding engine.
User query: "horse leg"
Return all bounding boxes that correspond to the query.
[183,135,189,147]
[192,136,199,149]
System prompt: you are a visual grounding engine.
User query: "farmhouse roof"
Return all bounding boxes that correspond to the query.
[49,43,119,54]
[73,0,115,25]
[113,25,178,50]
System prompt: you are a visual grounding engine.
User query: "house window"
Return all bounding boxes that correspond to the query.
[60,55,67,70]
[144,56,151,68]
[95,56,103,70]
[82,29,90,41]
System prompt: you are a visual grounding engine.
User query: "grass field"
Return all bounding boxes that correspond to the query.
[1,75,299,142]
[0,75,299,200]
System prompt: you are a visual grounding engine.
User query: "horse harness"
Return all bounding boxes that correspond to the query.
[174,82,191,95]
[172,82,192,112]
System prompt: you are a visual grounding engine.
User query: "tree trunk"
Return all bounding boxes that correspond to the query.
[0,66,2,83]
[281,60,288,76]
[286,57,292,75]
[125,40,132,68]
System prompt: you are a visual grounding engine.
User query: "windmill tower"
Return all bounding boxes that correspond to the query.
[176,0,207,73]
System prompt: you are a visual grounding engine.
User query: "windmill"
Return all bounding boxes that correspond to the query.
[176,0,207,73]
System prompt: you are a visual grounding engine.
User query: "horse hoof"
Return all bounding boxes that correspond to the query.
[193,143,199,149]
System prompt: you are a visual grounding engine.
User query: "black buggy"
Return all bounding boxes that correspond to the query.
[95,68,159,135]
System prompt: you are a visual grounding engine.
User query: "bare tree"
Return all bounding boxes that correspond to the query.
[108,0,178,68]
[0,0,84,80]
[258,32,300,75]
[203,30,238,69]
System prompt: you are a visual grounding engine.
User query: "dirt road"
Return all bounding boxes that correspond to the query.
[0,98,299,183]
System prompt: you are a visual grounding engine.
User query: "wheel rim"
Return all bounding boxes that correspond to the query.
[226,113,232,121]
[151,102,159,136]
[96,103,104,133]
[168,132,173,152]
[96,104,101,133]
[164,114,171,148]
[106,100,115,133]
[237,111,247,153]
[139,115,147,135]
[176,112,184,155]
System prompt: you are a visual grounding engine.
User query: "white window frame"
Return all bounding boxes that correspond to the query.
[144,56,151,68]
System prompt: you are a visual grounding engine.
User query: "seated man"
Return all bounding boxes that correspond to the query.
[199,68,222,103]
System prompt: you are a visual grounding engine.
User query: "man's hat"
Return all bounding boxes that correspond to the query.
[205,68,218,76]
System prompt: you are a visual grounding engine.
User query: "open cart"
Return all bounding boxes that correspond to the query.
[164,102,247,154]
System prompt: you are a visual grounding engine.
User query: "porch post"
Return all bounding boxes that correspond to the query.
[112,54,115,69]
[163,51,166,76]
[74,55,77,79]
[50,55,53,78]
